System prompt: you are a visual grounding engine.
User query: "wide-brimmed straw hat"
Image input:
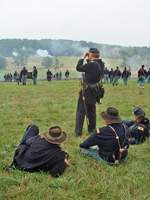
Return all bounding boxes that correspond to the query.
[100,107,122,123]
[42,126,67,144]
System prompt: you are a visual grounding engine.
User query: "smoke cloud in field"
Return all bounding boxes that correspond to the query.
[12,51,18,57]
[126,55,140,69]
[71,42,89,54]
[48,40,89,56]
[36,49,51,57]
[9,39,150,71]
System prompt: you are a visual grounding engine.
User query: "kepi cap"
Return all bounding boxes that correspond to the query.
[89,48,100,53]
[132,107,145,115]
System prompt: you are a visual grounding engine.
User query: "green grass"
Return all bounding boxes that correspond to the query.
[0,75,150,199]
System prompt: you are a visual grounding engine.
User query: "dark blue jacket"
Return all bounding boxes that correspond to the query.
[33,69,38,77]
[14,136,66,172]
[21,69,28,76]
[104,69,109,75]
[122,117,149,144]
[80,123,130,162]
[76,58,104,105]
[76,59,104,84]
[122,70,129,78]
[138,69,147,77]
[113,69,121,78]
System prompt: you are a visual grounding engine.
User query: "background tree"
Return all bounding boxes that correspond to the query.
[0,57,8,69]
[12,48,34,67]
[41,57,53,68]
[1,39,150,59]
[59,63,64,68]
[53,58,60,71]
[11,59,21,69]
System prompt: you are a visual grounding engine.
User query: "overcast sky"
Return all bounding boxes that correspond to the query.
[0,0,150,47]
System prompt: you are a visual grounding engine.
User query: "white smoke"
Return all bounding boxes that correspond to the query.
[12,51,18,56]
[36,49,51,57]
[12,46,26,57]
[72,42,89,53]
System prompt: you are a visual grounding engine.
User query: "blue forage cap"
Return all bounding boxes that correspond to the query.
[89,48,100,53]
[132,107,145,115]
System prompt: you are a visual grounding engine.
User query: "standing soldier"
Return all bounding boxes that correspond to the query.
[104,67,109,84]
[14,71,18,82]
[7,73,10,82]
[21,66,28,85]
[60,71,62,80]
[10,73,12,82]
[109,68,113,83]
[56,72,59,80]
[147,68,150,83]
[33,66,38,85]
[65,69,69,80]
[4,73,7,82]
[47,69,52,82]
[122,67,129,85]
[128,70,131,79]
[74,48,104,136]
[138,65,147,89]
[113,66,121,86]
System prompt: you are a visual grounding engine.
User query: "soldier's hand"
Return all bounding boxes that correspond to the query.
[82,52,87,59]
[64,159,71,166]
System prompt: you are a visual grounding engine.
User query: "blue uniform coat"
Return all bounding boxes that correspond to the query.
[80,123,130,162]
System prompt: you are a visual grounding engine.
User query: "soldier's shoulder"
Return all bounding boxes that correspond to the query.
[137,126,144,131]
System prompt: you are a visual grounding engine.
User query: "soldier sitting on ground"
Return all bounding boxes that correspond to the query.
[122,107,149,145]
[7,125,71,177]
[79,107,130,165]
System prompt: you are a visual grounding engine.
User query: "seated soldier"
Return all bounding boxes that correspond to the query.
[79,107,130,165]
[8,125,70,177]
[122,107,149,145]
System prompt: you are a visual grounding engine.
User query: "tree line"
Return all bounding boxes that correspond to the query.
[0,39,150,70]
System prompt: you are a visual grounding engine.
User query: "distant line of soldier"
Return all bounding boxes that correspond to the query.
[3,66,150,87]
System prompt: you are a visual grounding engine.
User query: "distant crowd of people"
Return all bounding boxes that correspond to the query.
[101,65,150,88]
[4,71,21,82]
[3,65,150,88]
[3,67,70,85]
[46,69,70,81]
[102,66,131,86]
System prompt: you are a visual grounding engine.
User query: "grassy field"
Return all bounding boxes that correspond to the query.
[0,56,138,81]
[0,78,150,200]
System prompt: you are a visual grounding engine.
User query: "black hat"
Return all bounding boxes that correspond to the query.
[100,107,122,123]
[132,107,145,115]
[89,48,100,53]
[42,126,67,144]
[141,65,144,68]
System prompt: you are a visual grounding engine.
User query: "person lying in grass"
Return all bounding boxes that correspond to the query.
[80,107,130,165]
[8,125,70,177]
[122,107,149,145]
